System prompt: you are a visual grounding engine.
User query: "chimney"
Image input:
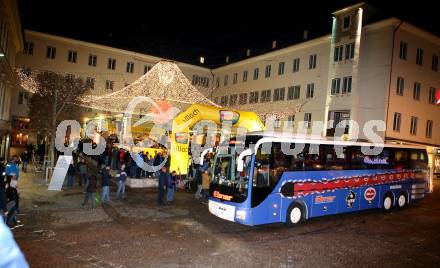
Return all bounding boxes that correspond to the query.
[272,40,277,49]
[303,30,309,40]
[246,49,251,57]
[225,55,229,63]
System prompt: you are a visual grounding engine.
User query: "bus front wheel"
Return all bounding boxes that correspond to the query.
[286,203,304,227]
[382,193,394,212]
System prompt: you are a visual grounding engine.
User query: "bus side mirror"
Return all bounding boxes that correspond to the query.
[237,148,253,173]
[237,159,244,172]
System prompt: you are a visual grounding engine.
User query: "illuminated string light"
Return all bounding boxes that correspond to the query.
[17,61,219,115]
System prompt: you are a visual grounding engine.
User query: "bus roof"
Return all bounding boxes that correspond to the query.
[245,131,426,150]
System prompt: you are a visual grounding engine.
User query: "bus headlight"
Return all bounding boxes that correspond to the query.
[236,210,246,220]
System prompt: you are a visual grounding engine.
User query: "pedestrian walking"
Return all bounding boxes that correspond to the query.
[66,162,76,189]
[81,175,97,209]
[20,150,29,173]
[194,164,203,200]
[5,175,19,226]
[158,166,170,206]
[201,170,210,203]
[167,171,177,203]
[116,164,127,200]
[101,165,111,203]
[78,159,88,187]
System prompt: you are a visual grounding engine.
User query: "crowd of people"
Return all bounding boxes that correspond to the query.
[1,140,214,226]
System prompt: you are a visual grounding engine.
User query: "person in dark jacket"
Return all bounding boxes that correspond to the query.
[66,162,76,189]
[101,165,111,203]
[20,150,29,173]
[0,158,7,222]
[167,171,177,203]
[158,166,170,206]
[6,176,19,226]
[81,175,97,209]
[116,164,127,200]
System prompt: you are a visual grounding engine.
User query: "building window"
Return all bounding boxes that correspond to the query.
[108,58,116,70]
[306,83,314,98]
[216,77,220,88]
[287,86,300,100]
[68,50,77,63]
[429,87,436,104]
[416,48,424,66]
[265,65,271,78]
[23,42,34,55]
[393,112,401,132]
[331,78,341,95]
[410,116,418,135]
[224,75,228,86]
[304,113,312,129]
[432,54,438,72]
[342,76,352,94]
[86,77,95,89]
[220,96,228,106]
[46,46,56,59]
[126,62,134,73]
[242,71,248,82]
[413,82,421,100]
[292,58,300,72]
[18,91,29,105]
[105,80,114,90]
[343,16,351,30]
[249,91,259,104]
[287,115,295,127]
[309,54,317,69]
[345,43,355,60]
[426,120,433,138]
[253,68,259,80]
[396,77,404,96]
[273,88,285,102]
[260,90,271,103]
[399,41,407,60]
[88,54,97,66]
[239,93,248,105]
[334,45,343,62]
[278,62,285,75]
[229,94,238,106]
[144,65,151,74]
[233,73,238,84]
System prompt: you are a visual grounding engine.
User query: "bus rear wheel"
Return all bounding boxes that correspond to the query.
[286,203,304,227]
[397,192,407,209]
[382,193,394,212]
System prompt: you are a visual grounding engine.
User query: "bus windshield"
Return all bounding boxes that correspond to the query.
[210,153,251,203]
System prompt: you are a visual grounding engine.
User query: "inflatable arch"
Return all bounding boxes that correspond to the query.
[170,104,264,174]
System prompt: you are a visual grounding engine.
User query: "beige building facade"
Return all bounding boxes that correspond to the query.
[0,0,23,159]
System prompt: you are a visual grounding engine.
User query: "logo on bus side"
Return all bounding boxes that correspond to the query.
[345,190,356,208]
[314,195,336,204]
[213,191,233,201]
[364,187,376,203]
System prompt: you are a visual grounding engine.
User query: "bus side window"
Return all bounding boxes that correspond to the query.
[303,144,323,170]
[409,149,428,169]
[324,145,348,170]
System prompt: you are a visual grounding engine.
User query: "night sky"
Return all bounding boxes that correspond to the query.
[18,0,439,68]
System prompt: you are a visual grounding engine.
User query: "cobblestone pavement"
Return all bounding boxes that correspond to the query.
[10,168,440,267]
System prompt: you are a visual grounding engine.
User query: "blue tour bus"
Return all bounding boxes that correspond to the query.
[208,132,429,226]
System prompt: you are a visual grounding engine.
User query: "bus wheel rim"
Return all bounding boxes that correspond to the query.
[398,195,406,207]
[384,197,392,210]
[290,207,301,223]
